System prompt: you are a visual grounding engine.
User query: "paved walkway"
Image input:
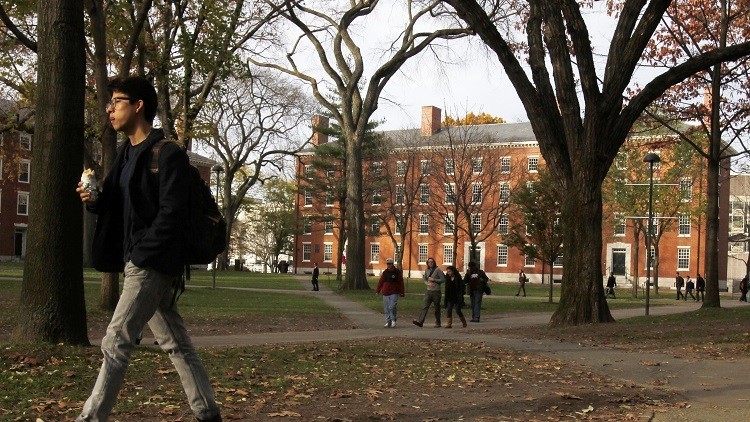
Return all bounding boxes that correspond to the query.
[180,276,749,421]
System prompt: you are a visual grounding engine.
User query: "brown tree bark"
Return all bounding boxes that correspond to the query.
[14,0,88,344]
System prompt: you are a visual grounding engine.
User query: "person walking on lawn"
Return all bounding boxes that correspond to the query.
[311,262,320,291]
[675,272,685,300]
[466,261,489,323]
[695,273,706,302]
[75,76,221,422]
[413,257,445,327]
[443,266,467,328]
[376,258,405,327]
[515,269,528,297]
[685,276,696,301]
[606,273,617,299]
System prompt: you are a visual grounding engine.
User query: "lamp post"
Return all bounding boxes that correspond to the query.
[643,153,660,316]
[212,164,224,289]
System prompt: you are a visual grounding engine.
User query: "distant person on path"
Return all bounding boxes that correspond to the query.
[413,257,445,327]
[515,270,527,297]
[311,263,320,291]
[443,266,467,328]
[75,76,221,421]
[740,276,748,302]
[466,261,489,323]
[606,273,617,299]
[375,258,404,328]
[685,276,696,301]
[696,273,705,302]
[675,272,685,300]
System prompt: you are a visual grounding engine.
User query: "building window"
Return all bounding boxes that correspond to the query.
[525,254,535,266]
[471,183,482,204]
[17,192,29,215]
[323,243,333,262]
[680,178,692,202]
[445,159,455,176]
[304,190,313,206]
[396,161,406,177]
[324,220,333,234]
[18,160,30,183]
[500,156,510,173]
[372,191,382,206]
[420,160,430,176]
[304,164,313,176]
[395,215,403,235]
[419,213,429,234]
[472,213,481,234]
[499,182,510,203]
[497,244,508,266]
[614,213,625,236]
[528,156,539,172]
[444,213,455,235]
[526,180,534,194]
[326,189,334,206]
[20,133,31,150]
[302,243,312,262]
[472,157,483,174]
[553,254,563,267]
[371,218,381,234]
[370,243,380,263]
[648,214,659,236]
[394,245,401,262]
[679,214,691,236]
[443,244,454,265]
[327,169,335,179]
[445,183,456,204]
[372,161,383,177]
[420,184,429,204]
[498,214,509,235]
[303,218,312,234]
[396,185,405,205]
[418,244,428,264]
[646,247,655,269]
[677,247,690,270]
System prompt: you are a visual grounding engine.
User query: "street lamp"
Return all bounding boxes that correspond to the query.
[643,152,660,316]
[212,164,224,289]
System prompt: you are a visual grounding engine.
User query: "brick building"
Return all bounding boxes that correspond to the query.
[294,106,729,286]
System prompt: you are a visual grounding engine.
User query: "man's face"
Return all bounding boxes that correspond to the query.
[106,91,140,132]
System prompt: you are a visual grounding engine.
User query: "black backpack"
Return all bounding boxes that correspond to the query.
[150,139,227,264]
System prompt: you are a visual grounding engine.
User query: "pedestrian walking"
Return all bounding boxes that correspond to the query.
[675,272,685,300]
[695,273,705,302]
[685,276,696,301]
[75,76,221,422]
[311,262,320,291]
[515,270,527,297]
[443,266,467,328]
[740,276,748,302]
[413,257,445,327]
[606,273,617,299]
[375,258,405,328]
[465,261,489,323]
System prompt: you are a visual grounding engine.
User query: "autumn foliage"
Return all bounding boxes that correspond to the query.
[443,112,506,126]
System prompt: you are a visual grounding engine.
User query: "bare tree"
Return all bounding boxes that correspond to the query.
[444,0,750,325]
[251,0,471,289]
[195,72,313,268]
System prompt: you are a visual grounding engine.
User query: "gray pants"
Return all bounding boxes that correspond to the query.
[77,261,220,421]
[383,294,399,324]
[417,290,442,325]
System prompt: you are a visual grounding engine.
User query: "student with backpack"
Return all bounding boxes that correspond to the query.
[76,76,221,422]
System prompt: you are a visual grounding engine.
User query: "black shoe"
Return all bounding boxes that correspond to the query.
[412,320,423,327]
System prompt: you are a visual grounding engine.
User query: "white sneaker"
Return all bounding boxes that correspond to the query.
[384,322,391,328]
[391,320,396,328]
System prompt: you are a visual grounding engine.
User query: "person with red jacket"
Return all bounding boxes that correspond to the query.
[376,258,405,328]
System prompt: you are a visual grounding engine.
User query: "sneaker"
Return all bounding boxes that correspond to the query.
[391,320,396,328]
[412,320,423,327]
[384,322,391,328]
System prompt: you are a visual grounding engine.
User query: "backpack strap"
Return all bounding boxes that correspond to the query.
[149,138,173,174]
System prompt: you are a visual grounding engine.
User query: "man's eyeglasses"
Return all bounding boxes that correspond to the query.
[106,97,133,109]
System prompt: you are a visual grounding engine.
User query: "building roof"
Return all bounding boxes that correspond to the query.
[382,122,537,149]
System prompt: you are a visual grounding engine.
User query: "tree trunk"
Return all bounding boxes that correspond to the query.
[99,272,119,310]
[633,231,640,299]
[550,182,614,326]
[343,130,369,290]
[703,144,722,307]
[14,0,88,344]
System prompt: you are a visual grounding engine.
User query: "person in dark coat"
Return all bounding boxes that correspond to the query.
[606,273,617,299]
[675,272,685,300]
[465,261,489,322]
[740,276,748,302]
[443,266,467,328]
[515,269,527,297]
[695,273,706,302]
[311,262,320,291]
[685,276,696,301]
[75,76,221,422]
[376,258,405,327]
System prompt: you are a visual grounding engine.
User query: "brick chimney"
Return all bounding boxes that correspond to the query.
[311,115,329,145]
[421,106,441,136]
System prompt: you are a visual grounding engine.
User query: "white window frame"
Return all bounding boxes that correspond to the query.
[304,190,313,206]
[324,220,334,234]
[498,214,509,235]
[17,191,29,216]
[302,243,312,262]
[500,156,510,173]
[419,213,429,234]
[420,184,429,204]
[18,159,30,183]
[323,243,333,262]
[371,218,381,234]
[444,213,455,235]
[497,244,508,266]
[396,184,405,205]
[372,190,382,206]
[396,161,406,177]
[525,254,535,267]
[677,247,690,271]
[325,188,334,207]
[370,243,381,263]
[418,244,428,264]
[472,157,483,174]
[326,169,335,179]
[20,133,31,150]
[471,183,482,204]
[499,182,510,204]
[528,156,539,173]
[680,177,692,202]
[420,160,429,176]
[614,213,625,236]
[445,158,455,176]
[471,213,481,235]
[678,214,691,236]
[303,218,312,235]
[445,183,455,204]
[395,215,403,235]
[443,244,454,265]
[553,254,563,268]
[304,164,313,176]
[372,161,383,177]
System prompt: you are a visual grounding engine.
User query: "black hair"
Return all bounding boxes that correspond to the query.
[468,261,477,269]
[107,75,158,124]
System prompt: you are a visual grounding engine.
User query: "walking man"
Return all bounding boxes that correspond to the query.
[675,272,685,300]
[466,261,489,323]
[413,257,445,327]
[311,262,320,291]
[695,273,706,302]
[740,276,748,302]
[685,276,696,301]
[76,76,221,421]
[606,273,617,299]
[376,258,404,327]
[515,269,527,297]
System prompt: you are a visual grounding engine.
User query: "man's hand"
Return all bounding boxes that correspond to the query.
[76,181,95,204]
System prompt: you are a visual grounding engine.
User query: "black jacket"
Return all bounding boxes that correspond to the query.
[443,273,465,306]
[89,129,189,276]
